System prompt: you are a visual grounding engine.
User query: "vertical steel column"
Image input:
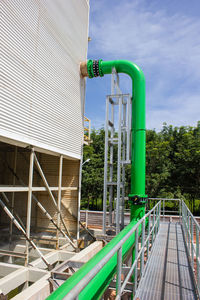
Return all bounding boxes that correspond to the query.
[56,155,63,249]
[9,146,17,245]
[108,68,116,227]
[109,99,114,226]
[126,95,131,162]
[121,101,126,229]
[77,148,83,240]
[25,148,34,266]
[103,97,109,234]
[116,96,122,234]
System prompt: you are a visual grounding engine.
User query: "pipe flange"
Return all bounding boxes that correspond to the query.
[129,195,147,205]
[87,59,95,78]
[98,59,104,77]
[87,59,104,78]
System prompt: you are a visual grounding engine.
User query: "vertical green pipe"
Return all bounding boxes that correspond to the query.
[96,60,147,221]
[46,60,147,299]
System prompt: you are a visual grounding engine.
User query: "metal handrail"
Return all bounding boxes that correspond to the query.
[181,200,200,296]
[64,201,161,299]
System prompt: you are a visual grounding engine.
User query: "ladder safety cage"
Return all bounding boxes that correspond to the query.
[103,68,132,235]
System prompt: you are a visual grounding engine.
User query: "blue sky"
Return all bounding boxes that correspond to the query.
[85,0,200,131]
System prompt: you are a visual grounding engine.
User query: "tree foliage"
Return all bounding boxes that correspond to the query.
[81,123,200,215]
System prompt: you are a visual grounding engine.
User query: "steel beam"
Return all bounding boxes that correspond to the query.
[0,186,77,192]
[9,146,17,245]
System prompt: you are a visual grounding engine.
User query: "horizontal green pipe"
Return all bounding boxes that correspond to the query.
[46,59,147,299]
[47,218,145,299]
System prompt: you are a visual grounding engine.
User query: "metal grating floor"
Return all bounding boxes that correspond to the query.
[135,222,198,300]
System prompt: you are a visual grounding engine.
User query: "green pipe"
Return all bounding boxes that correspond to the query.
[88,59,147,221]
[47,60,147,299]
[47,219,144,300]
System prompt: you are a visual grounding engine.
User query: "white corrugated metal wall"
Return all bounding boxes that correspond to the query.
[0,0,89,159]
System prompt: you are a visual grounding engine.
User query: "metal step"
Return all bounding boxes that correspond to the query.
[108,138,118,142]
[121,160,131,165]
[107,182,123,187]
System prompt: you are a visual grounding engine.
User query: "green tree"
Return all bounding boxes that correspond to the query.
[81,123,200,215]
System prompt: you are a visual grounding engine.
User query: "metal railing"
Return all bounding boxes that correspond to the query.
[80,198,181,230]
[64,201,161,299]
[148,198,181,220]
[182,200,200,296]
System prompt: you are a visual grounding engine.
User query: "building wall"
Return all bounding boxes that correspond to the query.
[0,0,89,159]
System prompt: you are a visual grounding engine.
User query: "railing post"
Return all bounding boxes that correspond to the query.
[184,203,187,239]
[158,201,161,231]
[116,246,122,297]
[196,224,199,293]
[152,209,155,242]
[163,199,165,222]
[134,227,139,294]
[188,213,190,255]
[191,217,194,270]
[156,205,159,234]
[86,210,88,229]
[140,219,145,276]
[182,202,185,237]
[147,215,150,259]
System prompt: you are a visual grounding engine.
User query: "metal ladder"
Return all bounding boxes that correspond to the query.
[103,68,132,234]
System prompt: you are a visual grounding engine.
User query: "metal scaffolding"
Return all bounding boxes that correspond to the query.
[0,147,79,267]
[103,69,132,235]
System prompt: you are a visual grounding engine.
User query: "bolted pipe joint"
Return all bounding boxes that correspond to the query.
[87,59,104,78]
[129,195,148,205]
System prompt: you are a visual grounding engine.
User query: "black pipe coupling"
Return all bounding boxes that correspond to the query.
[87,59,104,78]
[93,60,100,77]
[129,195,147,205]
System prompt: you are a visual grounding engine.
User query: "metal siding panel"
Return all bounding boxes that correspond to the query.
[0,0,89,158]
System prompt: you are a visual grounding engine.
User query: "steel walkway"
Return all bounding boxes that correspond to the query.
[135,222,198,300]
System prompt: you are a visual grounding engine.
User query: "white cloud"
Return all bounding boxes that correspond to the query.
[88,0,200,130]
[147,93,200,130]
[89,1,200,75]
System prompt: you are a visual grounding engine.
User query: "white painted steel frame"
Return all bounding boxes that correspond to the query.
[103,69,132,235]
[0,148,78,265]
